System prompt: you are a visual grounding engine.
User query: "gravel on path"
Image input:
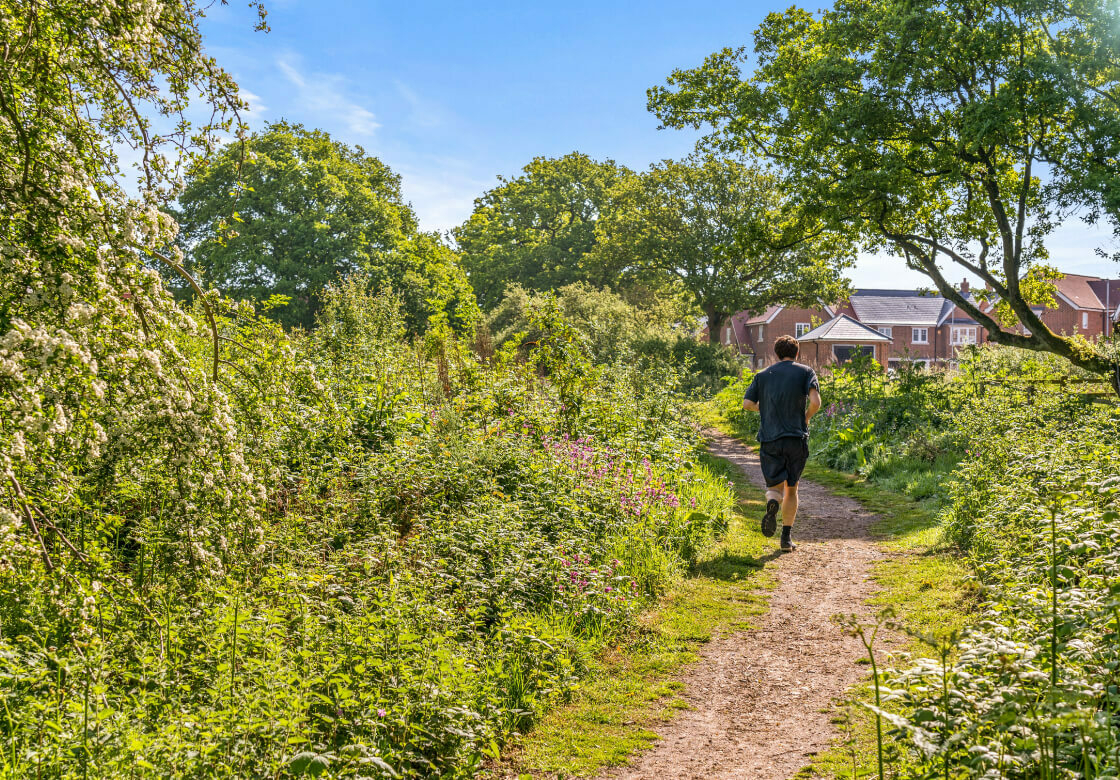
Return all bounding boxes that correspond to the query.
[601,431,891,780]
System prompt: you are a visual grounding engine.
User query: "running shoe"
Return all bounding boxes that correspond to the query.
[780,528,797,552]
[761,498,780,537]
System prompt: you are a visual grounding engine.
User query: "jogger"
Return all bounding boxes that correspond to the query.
[741,335,822,551]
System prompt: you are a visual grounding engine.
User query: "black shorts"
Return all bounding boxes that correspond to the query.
[759,437,809,488]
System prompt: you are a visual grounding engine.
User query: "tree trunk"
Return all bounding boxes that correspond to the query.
[707,309,725,345]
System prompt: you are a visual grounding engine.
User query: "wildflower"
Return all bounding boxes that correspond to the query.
[378,708,387,717]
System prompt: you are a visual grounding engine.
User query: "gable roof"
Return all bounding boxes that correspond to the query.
[741,302,838,325]
[1054,274,1106,311]
[798,314,892,342]
[848,290,947,326]
[743,305,783,325]
[1088,279,1120,315]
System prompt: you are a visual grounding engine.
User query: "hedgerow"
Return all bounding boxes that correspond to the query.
[1,276,735,777]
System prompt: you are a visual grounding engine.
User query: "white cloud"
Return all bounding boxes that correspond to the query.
[398,160,494,233]
[276,55,380,138]
[239,88,268,117]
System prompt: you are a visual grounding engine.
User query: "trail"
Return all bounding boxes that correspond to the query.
[603,431,891,780]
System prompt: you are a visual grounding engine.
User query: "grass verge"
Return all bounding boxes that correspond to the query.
[700,403,974,776]
[796,464,975,778]
[494,450,775,778]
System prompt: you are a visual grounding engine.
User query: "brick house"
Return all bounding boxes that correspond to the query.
[723,273,1120,369]
[719,304,838,368]
[1042,274,1120,339]
[796,314,893,370]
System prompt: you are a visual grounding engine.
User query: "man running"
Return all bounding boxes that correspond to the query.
[741,335,822,552]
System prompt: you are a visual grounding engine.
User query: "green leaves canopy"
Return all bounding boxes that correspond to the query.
[176,121,475,331]
[454,152,632,308]
[594,156,851,343]
[649,0,1120,379]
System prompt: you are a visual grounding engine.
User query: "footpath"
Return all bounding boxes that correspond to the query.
[600,431,891,779]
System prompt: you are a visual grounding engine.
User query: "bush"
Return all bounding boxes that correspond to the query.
[484,282,743,395]
[0,279,736,778]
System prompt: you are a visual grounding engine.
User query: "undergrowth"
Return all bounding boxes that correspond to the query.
[1,282,741,779]
[717,345,1120,778]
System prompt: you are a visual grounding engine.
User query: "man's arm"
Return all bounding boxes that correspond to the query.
[806,387,822,424]
[742,373,760,412]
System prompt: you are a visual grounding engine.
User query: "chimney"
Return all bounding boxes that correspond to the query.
[960,278,970,295]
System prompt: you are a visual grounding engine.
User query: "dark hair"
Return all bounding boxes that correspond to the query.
[774,335,799,360]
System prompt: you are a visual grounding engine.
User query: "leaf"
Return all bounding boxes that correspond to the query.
[366,756,401,777]
[289,752,330,777]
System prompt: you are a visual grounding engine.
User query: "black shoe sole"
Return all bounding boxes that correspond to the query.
[780,540,797,552]
[761,499,780,537]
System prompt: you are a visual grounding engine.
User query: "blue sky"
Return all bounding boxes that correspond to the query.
[200,0,1118,288]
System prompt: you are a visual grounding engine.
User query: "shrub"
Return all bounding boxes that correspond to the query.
[0,281,736,778]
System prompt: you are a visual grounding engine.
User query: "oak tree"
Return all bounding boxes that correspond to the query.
[176,121,474,330]
[650,0,1120,382]
[454,152,632,307]
[594,156,851,343]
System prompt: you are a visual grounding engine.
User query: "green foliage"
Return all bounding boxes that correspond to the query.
[0,278,738,778]
[175,121,476,332]
[486,283,665,364]
[454,153,632,308]
[593,155,852,343]
[485,283,743,395]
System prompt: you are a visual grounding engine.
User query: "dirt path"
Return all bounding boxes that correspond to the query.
[602,432,890,780]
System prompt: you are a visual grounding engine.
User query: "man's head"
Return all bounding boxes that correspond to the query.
[774,335,799,361]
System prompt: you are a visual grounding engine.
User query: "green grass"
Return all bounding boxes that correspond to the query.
[495,448,776,778]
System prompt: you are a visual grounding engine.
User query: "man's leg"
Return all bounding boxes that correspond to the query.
[782,483,798,527]
[758,441,786,538]
[761,480,784,537]
[766,482,786,506]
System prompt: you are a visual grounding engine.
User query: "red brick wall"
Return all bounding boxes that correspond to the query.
[1038,299,1108,339]
[741,306,833,368]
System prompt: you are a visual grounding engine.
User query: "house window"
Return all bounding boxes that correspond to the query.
[876,326,893,338]
[951,326,977,345]
[833,345,873,364]
[795,322,811,338]
[912,327,929,344]
[757,325,764,340]
[1083,312,1090,329]
[723,326,731,345]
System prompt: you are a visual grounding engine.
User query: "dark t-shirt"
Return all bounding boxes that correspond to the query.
[743,361,820,442]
